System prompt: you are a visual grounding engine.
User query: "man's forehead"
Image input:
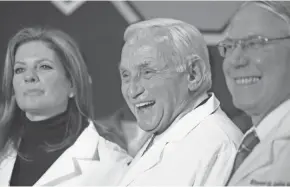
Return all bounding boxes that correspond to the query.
[120,42,157,69]
[120,30,175,70]
[226,3,290,39]
[122,42,157,58]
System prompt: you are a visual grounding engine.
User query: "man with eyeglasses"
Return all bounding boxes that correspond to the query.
[218,1,290,186]
[117,18,242,186]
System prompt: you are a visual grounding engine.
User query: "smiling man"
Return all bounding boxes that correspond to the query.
[118,18,242,186]
[219,1,290,185]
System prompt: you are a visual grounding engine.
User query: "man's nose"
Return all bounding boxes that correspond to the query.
[128,81,144,99]
[224,45,250,69]
[24,70,39,83]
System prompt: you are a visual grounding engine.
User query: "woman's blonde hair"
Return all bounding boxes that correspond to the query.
[0,27,94,156]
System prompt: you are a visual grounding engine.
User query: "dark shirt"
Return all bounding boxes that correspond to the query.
[9,111,86,186]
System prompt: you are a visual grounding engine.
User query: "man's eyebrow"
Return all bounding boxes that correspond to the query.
[138,59,152,68]
[118,58,154,71]
[246,34,267,39]
[119,67,126,72]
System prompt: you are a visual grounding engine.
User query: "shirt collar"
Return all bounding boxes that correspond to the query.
[67,120,100,159]
[255,98,290,141]
[154,92,220,143]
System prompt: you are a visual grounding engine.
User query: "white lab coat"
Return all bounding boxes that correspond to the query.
[0,121,131,186]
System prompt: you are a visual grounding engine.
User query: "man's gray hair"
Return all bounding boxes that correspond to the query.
[123,18,212,93]
[234,1,290,31]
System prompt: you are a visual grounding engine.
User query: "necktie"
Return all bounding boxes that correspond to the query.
[227,129,260,184]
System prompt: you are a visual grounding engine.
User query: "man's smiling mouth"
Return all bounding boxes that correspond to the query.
[234,76,261,85]
[135,101,156,112]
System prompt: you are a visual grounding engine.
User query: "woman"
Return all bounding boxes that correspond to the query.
[0,27,131,186]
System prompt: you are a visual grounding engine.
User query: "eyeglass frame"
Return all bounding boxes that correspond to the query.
[217,35,290,58]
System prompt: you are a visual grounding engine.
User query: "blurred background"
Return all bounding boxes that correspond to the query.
[0,1,251,153]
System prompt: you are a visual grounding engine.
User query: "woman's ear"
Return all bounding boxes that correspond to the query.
[69,92,74,98]
[68,79,75,98]
[186,55,203,92]
[88,75,92,85]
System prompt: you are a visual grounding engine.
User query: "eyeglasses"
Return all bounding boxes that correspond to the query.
[217,35,290,57]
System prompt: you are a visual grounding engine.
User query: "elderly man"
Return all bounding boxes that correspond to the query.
[218,1,290,185]
[118,18,242,186]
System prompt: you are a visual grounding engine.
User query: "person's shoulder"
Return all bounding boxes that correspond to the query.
[98,135,132,164]
[270,110,290,139]
[179,108,241,152]
[88,120,132,164]
[201,108,243,146]
[256,137,290,183]
[279,110,290,128]
[176,112,238,160]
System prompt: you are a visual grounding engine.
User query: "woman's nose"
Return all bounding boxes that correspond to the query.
[24,70,39,83]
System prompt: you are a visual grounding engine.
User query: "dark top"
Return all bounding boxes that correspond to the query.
[9,111,87,186]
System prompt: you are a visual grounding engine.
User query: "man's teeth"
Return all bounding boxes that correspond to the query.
[136,101,155,108]
[235,77,261,85]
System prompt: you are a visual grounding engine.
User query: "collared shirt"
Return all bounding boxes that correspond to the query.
[118,93,243,186]
[153,92,209,143]
[235,99,290,158]
[254,99,290,141]
[228,98,290,186]
[140,93,210,155]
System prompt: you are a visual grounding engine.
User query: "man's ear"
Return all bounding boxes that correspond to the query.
[186,55,203,92]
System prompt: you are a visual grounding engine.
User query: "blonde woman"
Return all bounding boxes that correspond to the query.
[0,27,131,186]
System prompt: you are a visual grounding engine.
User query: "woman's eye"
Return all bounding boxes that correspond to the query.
[14,67,25,74]
[40,64,53,70]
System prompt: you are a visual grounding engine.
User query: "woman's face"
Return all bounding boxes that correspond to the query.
[13,40,73,120]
